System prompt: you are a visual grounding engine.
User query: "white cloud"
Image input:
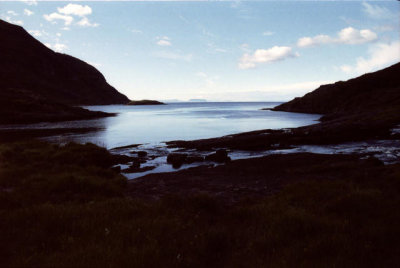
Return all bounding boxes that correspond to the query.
[43,13,74,26]
[88,62,102,68]
[77,17,99,27]
[131,29,142,34]
[28,29,42,37]
[215,48,227,53]
[20,0,37,6]
[4,16,24,26]
[297,35,332,47]
[45,43,68,53]
[338,27,377,44]
[157,39,171,46]
[362,2,395,20]
[239,46,297,69]
[240,43,250,52]
[58,4,92,17]
[153,51,192,62]
[44,4,98,28]
[7,11,18,16]
[196,72,219,88]
[374,25,395,32]
[157,36,172,46]
[53,43,67,52]
[23,9,34,16]
[298,27,377,48]
[193,80,334,102]
[340,41,400,74]
[339,65,353,73]
[207,42,227,53]
[262,31,274,36]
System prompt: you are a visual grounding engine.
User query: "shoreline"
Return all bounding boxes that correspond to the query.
[126,152,386,205]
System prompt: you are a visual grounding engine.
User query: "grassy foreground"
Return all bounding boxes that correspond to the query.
[1,141,400,267]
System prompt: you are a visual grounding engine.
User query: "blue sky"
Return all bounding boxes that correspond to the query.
[1,0,399,101]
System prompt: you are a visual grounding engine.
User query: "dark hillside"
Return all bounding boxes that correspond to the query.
[273,63,400,121]
[0,20,131,124]
[0,20,129,105]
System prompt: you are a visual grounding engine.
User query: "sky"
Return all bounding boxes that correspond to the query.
[1,0,399,101]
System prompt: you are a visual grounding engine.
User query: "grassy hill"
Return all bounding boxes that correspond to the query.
[0,20,130,124]
[273,63,400,122]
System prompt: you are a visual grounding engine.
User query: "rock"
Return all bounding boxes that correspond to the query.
[185,155,205,164]
[167,153,188,168]
[205,149,231,163]
[110,165,121,172]
[131,157,147,164]
[130,161,140,169]
[122,165,156,173]
[112,154,134,164]
[364,156,383,166]
[130,150,148,157]
[137,151,148,157]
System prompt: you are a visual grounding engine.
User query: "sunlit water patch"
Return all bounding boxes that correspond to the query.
[0,102,321,148]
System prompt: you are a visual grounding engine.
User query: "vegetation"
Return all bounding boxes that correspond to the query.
[0,90,114,124]
[1,141,400,267]
[0,19,129,124]
[273,62,400,120]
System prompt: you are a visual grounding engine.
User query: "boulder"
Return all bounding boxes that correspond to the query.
[112,154,134,165]
[167,153,188,168]
[137,151,148,157]
[131,150,148,157]
[110,165,121,172]
[185,155,205,164]
[122,165,156,173]
[205,149,231,163]
[130,161,140,169]
[131,157,147,164]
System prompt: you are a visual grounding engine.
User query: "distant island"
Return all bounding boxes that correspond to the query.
[127,100,165,105]
[168,62,400,150]
[189,99,207,102]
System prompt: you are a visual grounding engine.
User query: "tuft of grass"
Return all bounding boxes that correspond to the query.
[1,141,400,267]
[0,141,126,207]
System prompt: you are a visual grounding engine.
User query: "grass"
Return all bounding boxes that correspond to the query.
[1,141,400,267]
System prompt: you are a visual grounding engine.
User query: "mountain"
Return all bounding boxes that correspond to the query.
[273,62,400,121]
[0,20,130,124]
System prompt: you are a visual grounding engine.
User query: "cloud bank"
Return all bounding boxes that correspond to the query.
[362,2,396,20]
[58,4,92,17]
[44,4,99,28]
[340,41,400,74]
[239,46,297,69]
[157,36,172,46]
[297,27,377,48]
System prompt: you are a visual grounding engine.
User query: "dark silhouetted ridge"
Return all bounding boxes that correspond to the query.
[273,62,400,121]
[0,19,130,124]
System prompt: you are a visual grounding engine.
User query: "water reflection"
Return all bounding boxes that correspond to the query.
[0,102,321,148]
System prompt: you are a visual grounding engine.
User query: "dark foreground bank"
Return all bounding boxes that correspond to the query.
[1,141,400,267]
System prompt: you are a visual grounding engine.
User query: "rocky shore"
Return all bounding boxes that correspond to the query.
[127,153,385,204]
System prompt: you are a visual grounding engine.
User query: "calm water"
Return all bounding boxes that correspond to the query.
[5,102,321,148]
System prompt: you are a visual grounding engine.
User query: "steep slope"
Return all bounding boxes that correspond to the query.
[0,20,129,105]
[273,62,400,121]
